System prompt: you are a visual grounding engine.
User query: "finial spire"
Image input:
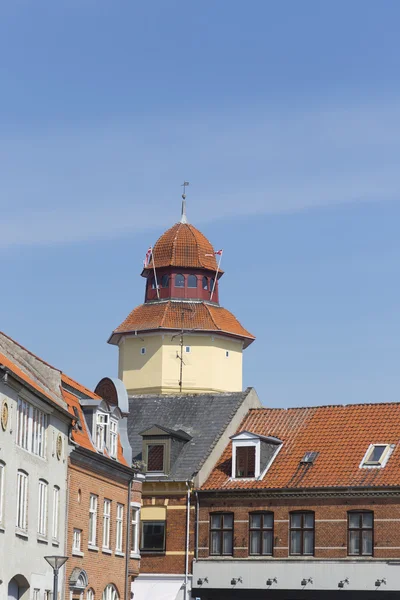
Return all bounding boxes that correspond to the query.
[180,181,189,223]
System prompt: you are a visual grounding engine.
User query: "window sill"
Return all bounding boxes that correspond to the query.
[140,550,166,555]
[0,525,5,533]
[88,544,99,552]
[52,540,60,547]
[15,529,28,539]
[37,536,49,544]
[115,551,125,558]
[72,550,84,557]
[130,552,141,560]
[102,548,112,555]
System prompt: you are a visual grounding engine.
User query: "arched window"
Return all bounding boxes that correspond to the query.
[175,274,185,288]
[210,278,215,293]
[161,274,169,288]
[202,276,208,290]
[87,589,95,600]
[188,275,197,288]
[102,585,119,600]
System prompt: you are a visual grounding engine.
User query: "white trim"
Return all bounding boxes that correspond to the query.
[359,443,395,469]
[231,439,260,479]
[260,442,283,479]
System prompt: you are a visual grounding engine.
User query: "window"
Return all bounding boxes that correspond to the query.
[38,479,48,537]
[161,274,169,288]
[116,504,123,552]
[362,444,392,467]
[290,512,314,556]
[16,470,28,531]
[44,591,52,600]
[348,511,373,556]
[109,420,118,459]
[103,499,111,549]
[202,276,208,290]
[73,528,82,553]
[87,590,95,600]
[151,278,157,289]
[0,461,4,524]
[140,347,146,355]
[249,512,273,555]
[188,275,197,288]
[141,521,165,552]
[52,486,60,540]
[225,351,229,358]
[235,446,256,478]
[89,494,98,546]
[131,506,140,554]
[210,513,233,556]
[147,444,164,472]
[96,413,108,451]
[102,585,119,600]
[185,346,191,353]
[210,278,215,292]
[33,589,40,600]
[16,398,47,457]
[175,274,185,288]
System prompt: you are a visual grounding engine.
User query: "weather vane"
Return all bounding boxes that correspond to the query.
[181,181,189,199]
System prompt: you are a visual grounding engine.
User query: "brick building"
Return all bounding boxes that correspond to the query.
[193,403,400,599]
[62,376,143,600]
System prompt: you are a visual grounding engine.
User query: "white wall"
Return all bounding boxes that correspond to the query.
[0,379,70,600]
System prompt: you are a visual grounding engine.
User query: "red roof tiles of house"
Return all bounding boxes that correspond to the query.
[202,403,400,491]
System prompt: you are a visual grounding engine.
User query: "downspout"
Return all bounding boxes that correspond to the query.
[125,476,134,600]
[184,480,192,600]
[195,491,199,560]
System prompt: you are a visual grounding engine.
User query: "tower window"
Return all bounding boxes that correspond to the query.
[210,278,215,292]
[185,346,191,353]
[161,274,169,288]
[225,351,229,358]
[175,274,185,288]
[150,278,157,290]
[202,276,208,290]
[140,347,146,355]
[188,275,197,288]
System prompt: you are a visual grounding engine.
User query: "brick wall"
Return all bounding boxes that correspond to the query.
[66,459,142,600]
[198,495,400,560]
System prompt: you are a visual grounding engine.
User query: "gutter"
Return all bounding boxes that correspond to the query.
[184,479,194,600]
[125,475,135,600]
[195,490,199,560]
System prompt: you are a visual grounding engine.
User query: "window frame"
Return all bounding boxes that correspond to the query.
[73,528,82,553]
[102,585,119,600]
[130,504,140,555]
[88,494,98,547]
[235,445,256,478]
[146,443,165,473]
[202,276,208,290]
[38,479,48,537]
[16,470,28,532]
[249,512,274,556]
[361,444,393,468]
[52,486,60,541]
[140,520,166,553]
[87,589,95,600]
[0,461,5,525]
[347,511,374,556]
[16,398,47,458]
[209,512,234,556]
[116,503,124,553]
[109,419,118,459]
[187,274,197,288]
[174,274,185,288]
[289,511,315,556]
[96,412,109,452]
[102,499,111,550]
[161,274,170,289]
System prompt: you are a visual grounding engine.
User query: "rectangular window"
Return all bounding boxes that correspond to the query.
[33,589,40,600]
[16,398,47,458]
[52,486,60,540]
[73,528,82,552]
[89,494,98,546]
[96,413,108,451]
[131,506,140,554]
[109,420,118,459]
[16,470,28,531]
[0,462,5,524]
[115,503,124,552]
[141,521,165,552]
[210,513,233,556]
[249,512,273,555]
[235,446,256,478]
[38,480,48,536]
[147,444,164,472]
[103,499,111,549]
[348,511,373,556]
[290,512,314,556]
[362,444,391,467]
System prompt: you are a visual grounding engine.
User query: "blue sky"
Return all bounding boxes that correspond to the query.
[2,1,400,406]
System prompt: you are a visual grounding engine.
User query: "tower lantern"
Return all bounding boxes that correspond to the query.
[108,199,255,395]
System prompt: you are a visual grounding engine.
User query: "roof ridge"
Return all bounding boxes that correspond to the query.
[0,331,61,373]
[249,401,400,412]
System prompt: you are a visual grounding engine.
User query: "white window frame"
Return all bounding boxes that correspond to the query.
[109,419,118,459]
[140,347,146,355]
[130,502,140,556]
[87,589,95,600]
[88,494,98,547]
[102,585,118,600]
[16,470,28,532]
[115,503,124,553]
[33,589,40,600]
[0,461,5,525]
[38,479,48,537]
[102,499,111,550]
[185,346,191,353]
[231,434,260,479]
[52,486,60,541]
[16,398,47,458]
[73,528,82,554]
[360,443,394,469]
[96,412,108,452]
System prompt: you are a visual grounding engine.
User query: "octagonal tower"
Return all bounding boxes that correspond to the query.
[108,202,255,395]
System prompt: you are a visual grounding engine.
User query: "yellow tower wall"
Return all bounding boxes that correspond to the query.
[118,332,243,395]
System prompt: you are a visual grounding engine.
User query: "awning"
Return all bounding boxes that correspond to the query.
[132,579,183,600]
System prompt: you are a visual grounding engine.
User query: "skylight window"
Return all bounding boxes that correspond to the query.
[361,444,394,468]
[301,452,318,465]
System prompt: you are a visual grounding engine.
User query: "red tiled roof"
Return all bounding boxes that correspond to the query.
[147,223,221,272]
[112,301,255,347]
[203,403,400,490]
[62,373,102,400]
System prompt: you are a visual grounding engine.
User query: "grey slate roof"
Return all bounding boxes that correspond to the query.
[128,388,252,480]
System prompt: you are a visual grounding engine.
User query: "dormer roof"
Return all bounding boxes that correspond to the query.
[139,424,192,441]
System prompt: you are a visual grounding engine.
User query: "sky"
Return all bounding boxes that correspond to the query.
[1,1,400,407]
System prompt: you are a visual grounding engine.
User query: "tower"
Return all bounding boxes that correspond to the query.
[108,200,255,395]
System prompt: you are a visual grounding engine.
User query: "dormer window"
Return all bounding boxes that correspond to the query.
[361,444,394,468]
[147,444,165,472]
[109,419,118,458]
[175,274,185,288]
[95,410,119,457]
[188,275,197,288]
[96,412,108,451]
[140,424,192,477]
[231,431,282,480]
